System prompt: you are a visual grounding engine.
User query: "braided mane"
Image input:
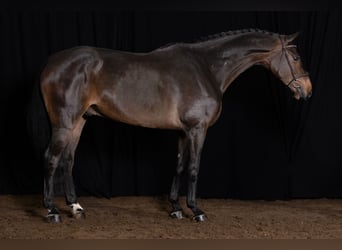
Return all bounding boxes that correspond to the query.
[197,28,278,42]
[157,28,278,50]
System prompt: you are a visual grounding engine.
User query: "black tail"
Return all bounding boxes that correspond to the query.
[26,76,51,165]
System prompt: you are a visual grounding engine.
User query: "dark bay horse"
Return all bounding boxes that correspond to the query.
[37,29,312,223]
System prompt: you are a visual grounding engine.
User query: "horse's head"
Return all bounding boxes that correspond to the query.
[267,32,312,100]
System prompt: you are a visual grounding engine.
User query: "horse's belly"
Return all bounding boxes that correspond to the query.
[95,98,183,130]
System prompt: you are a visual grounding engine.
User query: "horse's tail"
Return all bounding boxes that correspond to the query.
[26,74,51,166]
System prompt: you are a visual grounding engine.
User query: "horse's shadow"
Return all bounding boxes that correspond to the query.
[12,194,70,222]
[156,194,193,219]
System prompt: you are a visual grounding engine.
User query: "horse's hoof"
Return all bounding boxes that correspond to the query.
[193,213,207,222]
[45,213,62,223]
[73,210,86,220]
[170,210,183,219]
[70,203,85,220]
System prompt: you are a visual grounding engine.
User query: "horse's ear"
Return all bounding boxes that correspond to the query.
[286,32,300,43]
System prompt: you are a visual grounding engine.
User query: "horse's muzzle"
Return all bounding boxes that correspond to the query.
[291,77,312,101]
[294,86,312,100]
[303,90,312,100]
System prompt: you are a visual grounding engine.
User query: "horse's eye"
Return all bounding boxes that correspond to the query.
[293,56,300,61]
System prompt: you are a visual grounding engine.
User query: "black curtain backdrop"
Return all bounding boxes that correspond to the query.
[1,1,342,200]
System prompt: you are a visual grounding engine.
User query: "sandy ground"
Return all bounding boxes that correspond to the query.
[1,195,342,239]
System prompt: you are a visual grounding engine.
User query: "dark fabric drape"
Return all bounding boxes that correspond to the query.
[1,2,342,199]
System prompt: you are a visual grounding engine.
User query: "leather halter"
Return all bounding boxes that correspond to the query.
[279,37,309,87]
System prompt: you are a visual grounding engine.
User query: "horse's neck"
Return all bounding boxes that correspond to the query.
[214,53,259,93]
[193,37,274,94]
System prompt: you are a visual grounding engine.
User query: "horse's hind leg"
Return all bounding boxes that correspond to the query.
[60,119,86,219]
[169,132,189,219]
[43,128,72,223]
[43,118,86,222]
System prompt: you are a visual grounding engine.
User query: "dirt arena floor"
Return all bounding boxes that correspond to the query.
[1,194,342,239]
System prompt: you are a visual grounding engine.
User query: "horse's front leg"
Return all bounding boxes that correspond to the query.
[186,124,208,222]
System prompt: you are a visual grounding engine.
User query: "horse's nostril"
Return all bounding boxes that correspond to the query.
[303,90,312,101]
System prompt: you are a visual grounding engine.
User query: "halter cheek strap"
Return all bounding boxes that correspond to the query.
[279,36,309,88]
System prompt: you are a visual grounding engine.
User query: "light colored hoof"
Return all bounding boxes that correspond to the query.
[46,213,62,223]
[73,210,86,220]
[170,210,183,219]
[70,203,85,220]
[193,213,207,222]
